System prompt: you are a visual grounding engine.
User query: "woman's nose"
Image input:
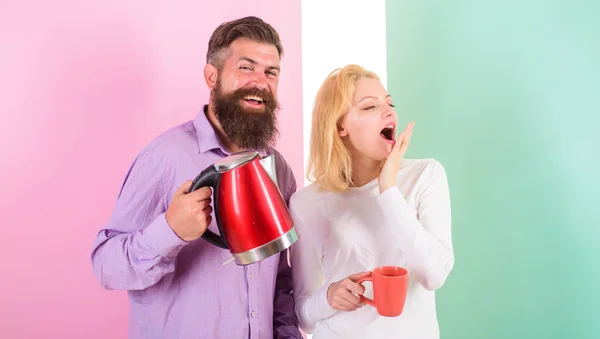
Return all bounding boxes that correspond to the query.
[382,104,394,118]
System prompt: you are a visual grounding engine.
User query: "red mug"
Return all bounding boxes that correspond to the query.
[357,266,409,317]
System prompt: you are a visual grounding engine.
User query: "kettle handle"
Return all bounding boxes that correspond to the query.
[188,165,229,250]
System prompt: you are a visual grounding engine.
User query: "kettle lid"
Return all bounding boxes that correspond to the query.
[213,151,260,173]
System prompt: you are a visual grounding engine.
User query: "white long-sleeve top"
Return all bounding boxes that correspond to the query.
[289,158,454,339]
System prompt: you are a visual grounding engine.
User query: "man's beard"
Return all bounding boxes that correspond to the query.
[212,80,279,151]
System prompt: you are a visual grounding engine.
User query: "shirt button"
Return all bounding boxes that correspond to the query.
[251,311,257,318]
[249,273,254,279]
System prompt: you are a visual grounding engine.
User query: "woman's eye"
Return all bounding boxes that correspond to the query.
[363,106,376,110]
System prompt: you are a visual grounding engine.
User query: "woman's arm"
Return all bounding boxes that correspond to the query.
[378,159,454,291]
[288,198,336,334]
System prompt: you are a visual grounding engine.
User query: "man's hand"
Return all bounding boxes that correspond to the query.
[326,271,372,312]
[165,180,213,242]
[379,121,414,194]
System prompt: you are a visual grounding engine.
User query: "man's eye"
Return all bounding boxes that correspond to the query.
[267,71,277,76]
[240,66,252,71]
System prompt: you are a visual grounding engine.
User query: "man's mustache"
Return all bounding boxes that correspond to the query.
[230,86,274,104]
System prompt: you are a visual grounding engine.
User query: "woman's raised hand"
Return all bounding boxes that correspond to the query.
[379,121,414,194]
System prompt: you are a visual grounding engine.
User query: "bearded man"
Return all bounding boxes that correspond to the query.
[90,16,302,339]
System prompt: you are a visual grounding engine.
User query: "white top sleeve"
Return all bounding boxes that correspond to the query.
[289,201,337,334]
[377,159,455,291]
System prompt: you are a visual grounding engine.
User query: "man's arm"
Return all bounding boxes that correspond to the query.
[90,151,188,291]
[272,151,302,338]
[273,249,302,338]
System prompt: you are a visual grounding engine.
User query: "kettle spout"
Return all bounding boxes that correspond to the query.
[259,154,279,187]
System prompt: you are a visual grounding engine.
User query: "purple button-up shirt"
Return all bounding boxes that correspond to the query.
[91,107,301,339]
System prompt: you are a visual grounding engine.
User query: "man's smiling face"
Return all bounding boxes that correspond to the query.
[210,38,281,150]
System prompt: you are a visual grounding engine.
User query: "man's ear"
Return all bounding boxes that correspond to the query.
[204,64,218,90]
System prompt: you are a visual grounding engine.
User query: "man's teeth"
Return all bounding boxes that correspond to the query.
[244,95,263,102]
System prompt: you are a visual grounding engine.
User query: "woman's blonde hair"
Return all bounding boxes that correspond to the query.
[306,64,380,193]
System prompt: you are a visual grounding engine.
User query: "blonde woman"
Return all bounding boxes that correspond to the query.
[288,65,454,339]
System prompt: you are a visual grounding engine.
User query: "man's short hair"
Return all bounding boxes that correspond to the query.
[206,16,284,68]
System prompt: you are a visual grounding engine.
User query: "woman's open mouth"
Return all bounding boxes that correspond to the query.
[380,125,395,143]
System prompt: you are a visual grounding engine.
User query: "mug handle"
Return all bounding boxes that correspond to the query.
[356,274,376,307]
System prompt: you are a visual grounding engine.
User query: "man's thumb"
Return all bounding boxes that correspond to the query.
[176,180,193,195]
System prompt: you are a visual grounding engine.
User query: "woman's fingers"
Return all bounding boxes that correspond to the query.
[342,292,364,308]
[397,122,414,156]
[332,293,356,310]
[393,131,405,152]
[332,289,365,311]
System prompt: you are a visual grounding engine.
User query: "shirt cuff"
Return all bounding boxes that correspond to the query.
[379,185,407,204]
[142,212,189,258]
[313,282,337,321]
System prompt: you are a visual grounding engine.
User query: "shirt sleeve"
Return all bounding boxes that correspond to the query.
[288,197,337,334]
[90,150,188,291]
[377,159,455,291]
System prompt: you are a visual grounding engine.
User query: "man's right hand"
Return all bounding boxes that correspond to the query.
[326,271,372,312]
[165,180,213,242]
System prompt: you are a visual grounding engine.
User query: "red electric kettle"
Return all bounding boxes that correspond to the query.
[189,150,297,265]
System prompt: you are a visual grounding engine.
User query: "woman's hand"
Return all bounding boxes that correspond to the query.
[379,121,414,194]
[326,271,371,311]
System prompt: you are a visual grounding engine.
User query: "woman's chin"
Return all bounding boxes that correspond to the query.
[380,146,394,158]
[351,146,390,163]
[371,152,390,163]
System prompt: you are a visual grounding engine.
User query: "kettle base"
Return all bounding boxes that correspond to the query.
[232,227,298,265]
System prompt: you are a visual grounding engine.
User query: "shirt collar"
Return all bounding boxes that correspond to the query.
[193,105,226,155]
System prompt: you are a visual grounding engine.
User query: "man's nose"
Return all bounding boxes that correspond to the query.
[247,72,269,90]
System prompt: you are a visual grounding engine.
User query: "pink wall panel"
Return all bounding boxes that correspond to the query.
[0,1,303,338]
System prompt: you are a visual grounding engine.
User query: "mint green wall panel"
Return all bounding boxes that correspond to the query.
[386,1,600,338]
